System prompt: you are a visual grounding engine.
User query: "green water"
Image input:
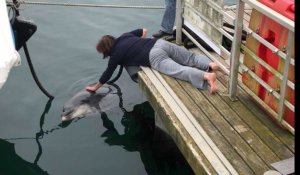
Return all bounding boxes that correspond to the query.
[1,0,238,173]
[0,1,196,175]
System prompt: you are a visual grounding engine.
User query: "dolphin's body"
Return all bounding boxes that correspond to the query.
[61,86,117,122]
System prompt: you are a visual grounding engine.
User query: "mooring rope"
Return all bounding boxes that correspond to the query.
[12,1,165,9]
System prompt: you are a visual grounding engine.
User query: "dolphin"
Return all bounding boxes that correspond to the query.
[61,86,118,122]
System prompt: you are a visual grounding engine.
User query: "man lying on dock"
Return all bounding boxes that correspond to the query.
[85,28,222,94]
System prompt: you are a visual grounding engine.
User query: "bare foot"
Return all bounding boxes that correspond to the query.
[209,62,219,71]
[204,72,217,94]
[209,62,227,75]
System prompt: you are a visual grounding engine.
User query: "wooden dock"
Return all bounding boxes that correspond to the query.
[136,1,294,174]
[137,47,294,174]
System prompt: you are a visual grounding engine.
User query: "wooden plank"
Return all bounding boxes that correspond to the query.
[190,38,294,153]
[199,79,284,166]
[216,72,294,160]
[190,40,294,158]
[217,72,295,152]
[138,71,215,175]
[225,9,250,27]
[141,67,237,174]
[223,4,252,25]
[168,78,271,174]
[183,0,225,55]
[139,52,293,174]
[161,74,255,174]
[151,69,238,174]
[196,43,294,155]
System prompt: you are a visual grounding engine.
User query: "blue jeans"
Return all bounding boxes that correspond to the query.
[161,0,176,34]
[149,39,212,90]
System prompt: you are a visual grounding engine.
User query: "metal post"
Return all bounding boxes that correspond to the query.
[228,0,245,100]
[175,0,183,45]
[277,31,293,123]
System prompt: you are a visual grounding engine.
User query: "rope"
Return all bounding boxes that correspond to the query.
[23,43,54,99]
[16,1,165,9]
[9,0,54,99]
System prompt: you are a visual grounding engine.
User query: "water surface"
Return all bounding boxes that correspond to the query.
[1,0,236,174]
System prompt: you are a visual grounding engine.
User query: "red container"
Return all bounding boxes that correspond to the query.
[242,0,294,129]
[258,0,294,20]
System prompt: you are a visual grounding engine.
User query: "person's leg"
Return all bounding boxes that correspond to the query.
[149,43,217,93]
[157,40,213,71]
[161,0,176,34]
[153,0,176,38]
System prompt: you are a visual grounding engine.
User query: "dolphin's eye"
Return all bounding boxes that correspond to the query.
[62,109,73,116]
[63,106,72,112]
[62,108,69,112]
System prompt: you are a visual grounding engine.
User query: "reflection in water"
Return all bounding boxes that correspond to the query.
[101,83,195,175]
[0,98,53,175]
[0,138,49,175]
[100,103,195,175]
[0,83,194,175]
[34,99,53,165]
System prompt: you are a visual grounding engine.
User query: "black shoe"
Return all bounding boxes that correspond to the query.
[152,30,172,38]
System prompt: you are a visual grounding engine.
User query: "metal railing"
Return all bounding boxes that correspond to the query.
[175,0,294,134]
[229,0,294,134]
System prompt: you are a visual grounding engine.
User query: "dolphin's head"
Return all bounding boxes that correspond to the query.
[61,87,114,122]
[61,103,95,122]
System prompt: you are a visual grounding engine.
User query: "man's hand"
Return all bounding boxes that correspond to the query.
[85,82,102,92]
